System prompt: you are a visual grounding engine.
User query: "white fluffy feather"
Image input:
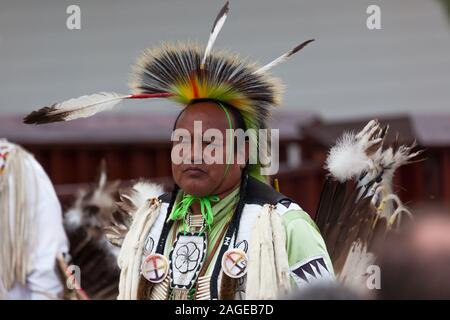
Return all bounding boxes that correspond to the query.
[64,207,83,231]
[325,132,370,183]
[125,181,165,212]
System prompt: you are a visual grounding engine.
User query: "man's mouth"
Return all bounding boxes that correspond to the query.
[182,166,206,174]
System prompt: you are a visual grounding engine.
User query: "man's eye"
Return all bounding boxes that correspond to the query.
[207,142,221,147]
[204,138,223,146]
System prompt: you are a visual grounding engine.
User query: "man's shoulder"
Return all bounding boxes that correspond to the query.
[158,191,172,203]
[244,176,293,206]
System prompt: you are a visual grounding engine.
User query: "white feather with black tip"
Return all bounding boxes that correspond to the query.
[24,92,129,124]
[255,39,315,74]
[201,1,229,68]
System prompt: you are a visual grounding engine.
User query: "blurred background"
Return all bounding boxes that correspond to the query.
[1,0,449,215]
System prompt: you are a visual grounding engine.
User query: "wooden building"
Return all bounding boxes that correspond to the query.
[1,112,448,216]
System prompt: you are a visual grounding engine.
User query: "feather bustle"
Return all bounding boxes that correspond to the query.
[316,119,424,290]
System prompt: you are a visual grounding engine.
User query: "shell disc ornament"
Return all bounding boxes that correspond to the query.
[221,248,248,278]
[141,253,169,283]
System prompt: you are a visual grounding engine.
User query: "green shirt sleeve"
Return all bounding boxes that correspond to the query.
[281,209,335,287]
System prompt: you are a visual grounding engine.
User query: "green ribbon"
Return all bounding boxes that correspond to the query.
[169,194,220,233]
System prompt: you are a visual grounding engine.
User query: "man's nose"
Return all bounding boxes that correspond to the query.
[191,143,203,164]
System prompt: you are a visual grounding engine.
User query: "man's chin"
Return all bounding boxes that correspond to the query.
[178,180,211,197]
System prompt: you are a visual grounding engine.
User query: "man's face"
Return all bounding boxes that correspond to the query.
[171,102,244,197]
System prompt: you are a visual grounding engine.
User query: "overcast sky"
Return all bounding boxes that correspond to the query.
[1,0,449,120]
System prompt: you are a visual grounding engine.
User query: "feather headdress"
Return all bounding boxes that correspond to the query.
[24,2,313,129]
[23,2,314,180]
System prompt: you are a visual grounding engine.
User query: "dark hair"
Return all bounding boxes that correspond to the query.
[172,99,247,131]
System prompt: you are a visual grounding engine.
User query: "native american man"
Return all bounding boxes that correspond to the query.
[23,2,334,300]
